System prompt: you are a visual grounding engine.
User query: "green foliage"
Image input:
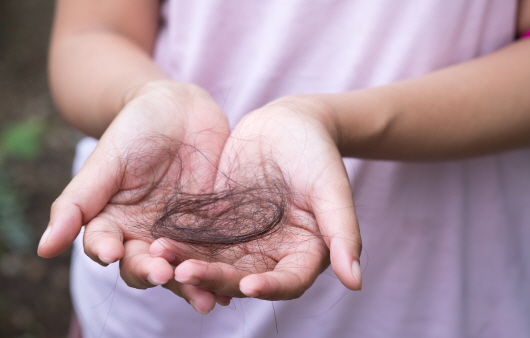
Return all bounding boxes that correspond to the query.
[0,171,32,252]
[0,118,47,161]
[0,117,47,253]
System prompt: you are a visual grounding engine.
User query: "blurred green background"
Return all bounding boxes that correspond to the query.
[1,1,80,337]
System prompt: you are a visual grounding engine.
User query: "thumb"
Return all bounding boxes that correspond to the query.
[38,144,121,258]
[311,165,362,291]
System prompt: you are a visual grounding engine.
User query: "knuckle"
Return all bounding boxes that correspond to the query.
[83,246,102,265]
[287,290,304,300]
[49,198,63,215]
[119,268,149,290]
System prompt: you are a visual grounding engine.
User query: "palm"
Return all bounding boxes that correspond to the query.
[88,132,224,248]
[159,98,362,300]
[39,82,230,268]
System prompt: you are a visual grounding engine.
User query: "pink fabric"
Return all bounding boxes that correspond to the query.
[71,1,530,337]
[521,30,530,39]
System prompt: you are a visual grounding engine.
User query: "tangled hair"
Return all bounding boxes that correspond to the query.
[112,134,298,265]
[152,179,288,247]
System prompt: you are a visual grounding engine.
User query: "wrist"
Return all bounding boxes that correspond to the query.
[263,94,343,145]
[113,80,228,141]
[122,80,204,107]
[319,89,396,158]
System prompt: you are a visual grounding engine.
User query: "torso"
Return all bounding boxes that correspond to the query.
[72,1,530,337]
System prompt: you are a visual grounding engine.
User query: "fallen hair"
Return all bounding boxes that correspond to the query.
[114,134,296,264]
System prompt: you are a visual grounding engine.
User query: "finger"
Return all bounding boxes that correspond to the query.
[38,200,84,258]
[150,237,230,264]
[140,239,221,314]
[149,238,179,263]
[215,295,232,306]
[311,164,362,291]
[239,247,327,300]
[155,238,278,298]
[163,280,218,314]
[123,240,219,314]
[83,214,125,265]
[38,145,121,258]
[120,240,174,289]
[175,259,250,297]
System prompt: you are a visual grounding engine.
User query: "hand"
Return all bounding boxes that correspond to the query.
[38,80,231,310]
[152,95,362,305]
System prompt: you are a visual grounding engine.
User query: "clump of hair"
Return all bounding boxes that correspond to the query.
[113,134,296,266]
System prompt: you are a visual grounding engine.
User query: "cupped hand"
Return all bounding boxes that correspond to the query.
[152,95,362,305]
[38,80,230,310]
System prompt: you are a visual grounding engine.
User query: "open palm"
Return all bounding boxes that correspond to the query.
[153,95,362,304]
[38,81,230,296]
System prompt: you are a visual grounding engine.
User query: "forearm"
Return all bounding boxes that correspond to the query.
[324,39,530,160]
[48,0,166,138]
[50,33,168,137]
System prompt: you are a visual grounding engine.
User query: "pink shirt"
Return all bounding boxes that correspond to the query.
[72,1,530,337]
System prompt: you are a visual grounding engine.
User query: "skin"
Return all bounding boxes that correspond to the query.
[144,100,363,309]
[41,0,232,310]
[153,101,363,300]
[39,0,530,315]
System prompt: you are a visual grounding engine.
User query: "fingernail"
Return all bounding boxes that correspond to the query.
[216,296,232,306]
[147,273,164,285]
[190,300,210,315]
[240,285,259,298]
[151,250,176,263]
[98,254,115,265]
[38,226,52,247]
[352,260,362,290]
[175,276,200,286]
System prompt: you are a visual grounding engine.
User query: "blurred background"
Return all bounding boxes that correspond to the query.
[1,1,80,337]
